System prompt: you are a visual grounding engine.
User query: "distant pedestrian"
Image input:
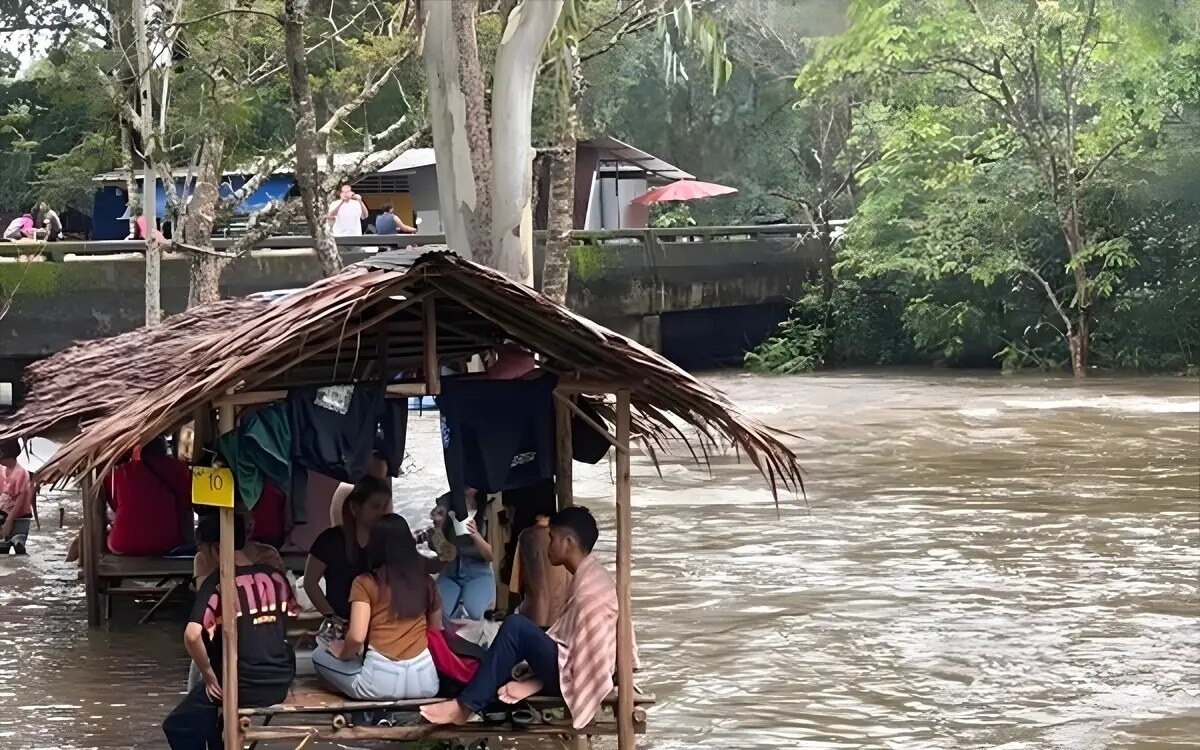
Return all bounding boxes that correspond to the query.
[2,214,34,240]
[38,203,62,241]
[327,184,368,237]
[125,214,166,245]
[374,204,417,237]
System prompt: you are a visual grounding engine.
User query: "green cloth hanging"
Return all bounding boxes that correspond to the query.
[217,404,291,510]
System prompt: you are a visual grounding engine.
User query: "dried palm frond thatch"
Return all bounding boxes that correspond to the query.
[33,252,803,498]
[0,298,268,443]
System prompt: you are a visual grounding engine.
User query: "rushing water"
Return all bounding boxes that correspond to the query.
[0,372,1197,749]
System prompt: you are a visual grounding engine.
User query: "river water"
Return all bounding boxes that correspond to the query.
[0,372,1197,749]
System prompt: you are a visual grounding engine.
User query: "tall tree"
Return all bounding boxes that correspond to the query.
[421,0,564,283]
[801,0,1196,376]
[538,0,732,303]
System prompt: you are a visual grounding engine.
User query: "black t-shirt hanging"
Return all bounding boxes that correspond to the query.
[191,563,298,691]
[308,526,368,619]
[436,373,557,517]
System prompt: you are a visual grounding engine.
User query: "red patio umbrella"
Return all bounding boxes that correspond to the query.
[631,179,738,206]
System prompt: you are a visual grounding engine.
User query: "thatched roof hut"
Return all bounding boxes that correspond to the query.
[30,250,802,493]
[17,249,805,748]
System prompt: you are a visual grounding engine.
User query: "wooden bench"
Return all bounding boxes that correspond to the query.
[98,555,195,625]
[238,677,654,743]
[97,552,308,625]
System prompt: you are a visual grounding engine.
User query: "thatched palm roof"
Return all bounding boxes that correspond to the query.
[0,297,269,443]
[32,251,803,495]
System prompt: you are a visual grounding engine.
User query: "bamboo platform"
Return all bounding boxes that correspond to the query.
[238,677,653,743]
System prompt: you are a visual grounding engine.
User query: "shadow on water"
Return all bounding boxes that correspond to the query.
[0,372,1197,749]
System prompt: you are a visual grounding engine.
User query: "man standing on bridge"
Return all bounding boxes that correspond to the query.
[327,184,368,238]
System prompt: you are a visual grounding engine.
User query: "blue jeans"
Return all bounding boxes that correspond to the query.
[437,556,494,620]
[457,614,560,714]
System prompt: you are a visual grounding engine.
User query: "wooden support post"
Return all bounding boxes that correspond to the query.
[217,405,240,750]
[423,296,441,395]
[614,389,635,750]
[81,471,102,627]
[486,492,506,615]
[555,396,574,510]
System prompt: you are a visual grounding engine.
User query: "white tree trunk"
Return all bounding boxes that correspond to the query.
[421,0,492,260]
[490,0,564,284]
[133,0,160,325]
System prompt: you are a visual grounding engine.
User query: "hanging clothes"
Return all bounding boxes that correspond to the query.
[570,398,612,465]
[217,404,292,514]
[436,373,558,518]
[287,383,408,511]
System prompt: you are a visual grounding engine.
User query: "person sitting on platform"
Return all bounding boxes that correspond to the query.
[312,513,445,700]
[103,437,194,557]
[0,440,34,555]
[187,502,290,692]
[304,477,391,626]
[434,487,495,622]
[163,514,298,750]
[509,513,572,628]
[193,500,286,584]
[421,506,620,730]
[328,449,392,528]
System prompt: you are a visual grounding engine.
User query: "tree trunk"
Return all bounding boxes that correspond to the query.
[1062,199,1090,378]
[183,137,228,307]
[1069,319,1088,376]
[121,123,138,240]
[283,0,340,277]
[490,0,564,283]
[133,0,160,325]
[540,143,576,306]
[421,0,492,260]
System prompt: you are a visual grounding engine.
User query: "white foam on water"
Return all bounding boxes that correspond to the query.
[1001,395,1199,414]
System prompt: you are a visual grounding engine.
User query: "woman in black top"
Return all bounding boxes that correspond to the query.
[304,476,391,621]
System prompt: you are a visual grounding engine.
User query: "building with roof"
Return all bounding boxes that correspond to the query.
[88,137,690,240]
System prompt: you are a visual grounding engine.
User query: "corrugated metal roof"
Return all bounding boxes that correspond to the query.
[580,136,694,181]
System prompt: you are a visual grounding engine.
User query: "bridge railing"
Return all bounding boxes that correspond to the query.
[0,224,818,262]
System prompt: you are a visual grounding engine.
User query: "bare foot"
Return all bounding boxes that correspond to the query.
[498,678,543,704]
[420,700,472,725]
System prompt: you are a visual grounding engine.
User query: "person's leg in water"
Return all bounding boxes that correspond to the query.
[162,683,221,750]
[421,613,559,724]
[8,517,30,555]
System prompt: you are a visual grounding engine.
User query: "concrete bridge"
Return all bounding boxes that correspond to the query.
[0,226,821,396]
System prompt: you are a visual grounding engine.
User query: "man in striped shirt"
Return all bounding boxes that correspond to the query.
[421,506,618,730]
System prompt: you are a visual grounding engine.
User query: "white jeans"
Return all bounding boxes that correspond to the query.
[312,645,438,701]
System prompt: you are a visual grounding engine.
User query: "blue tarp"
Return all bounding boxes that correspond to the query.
[112,175,296,220]
[220,175,295,214]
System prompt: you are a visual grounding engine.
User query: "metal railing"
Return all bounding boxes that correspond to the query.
[0,224,818,262]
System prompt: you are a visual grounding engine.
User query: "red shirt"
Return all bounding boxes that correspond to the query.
[251,480,286,543]
[104,454,192,556]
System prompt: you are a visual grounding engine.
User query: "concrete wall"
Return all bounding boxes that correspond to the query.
[407,166,441,235]
[0,234,821,371]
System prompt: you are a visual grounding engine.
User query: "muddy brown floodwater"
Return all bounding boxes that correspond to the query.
[1,372,1197,749]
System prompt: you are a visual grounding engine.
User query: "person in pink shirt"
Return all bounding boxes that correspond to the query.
[0,440,34,555]
[2,214,35,241]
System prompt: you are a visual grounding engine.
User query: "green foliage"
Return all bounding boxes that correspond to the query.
[649,203,695,228]
[754,0,1200,374]
[746,279,914,373]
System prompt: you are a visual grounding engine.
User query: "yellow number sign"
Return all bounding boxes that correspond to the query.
[192,467,235,508]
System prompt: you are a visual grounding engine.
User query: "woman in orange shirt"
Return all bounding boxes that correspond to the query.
[312,514,445,700]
